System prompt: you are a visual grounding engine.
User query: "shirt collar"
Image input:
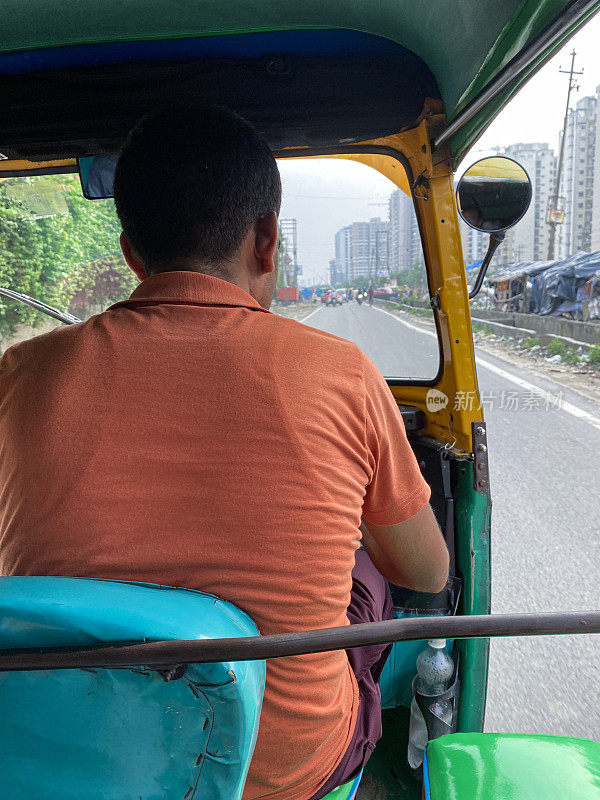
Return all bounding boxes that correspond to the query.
[109,271,268,313]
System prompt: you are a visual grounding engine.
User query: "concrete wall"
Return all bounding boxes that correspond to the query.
[469,307,600,344]
[382,298,600,344]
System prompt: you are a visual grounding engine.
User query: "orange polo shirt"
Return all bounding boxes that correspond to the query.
[0,272,430,800]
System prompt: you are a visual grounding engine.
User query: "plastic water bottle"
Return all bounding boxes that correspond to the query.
[407,639,454,769]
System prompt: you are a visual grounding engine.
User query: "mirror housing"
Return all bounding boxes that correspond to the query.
[457,156,532,233]
[457,156,532,299]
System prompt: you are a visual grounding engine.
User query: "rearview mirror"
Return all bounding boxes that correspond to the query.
[457,156,532,233]
[78,155,118,199]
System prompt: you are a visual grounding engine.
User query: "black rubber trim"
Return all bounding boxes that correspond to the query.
[0,611,598,671]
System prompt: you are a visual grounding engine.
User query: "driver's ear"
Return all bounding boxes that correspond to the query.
[120,232,147,282]
[254,212,279,275]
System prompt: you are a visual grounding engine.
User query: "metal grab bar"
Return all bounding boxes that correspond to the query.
[0,287,81,325]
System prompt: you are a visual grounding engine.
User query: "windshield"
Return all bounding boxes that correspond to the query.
[0,159,440,381]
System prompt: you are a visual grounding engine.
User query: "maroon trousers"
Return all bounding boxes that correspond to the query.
[309,549,394,799]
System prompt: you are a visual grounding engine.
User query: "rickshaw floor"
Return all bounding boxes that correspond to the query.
[357,707,421,800]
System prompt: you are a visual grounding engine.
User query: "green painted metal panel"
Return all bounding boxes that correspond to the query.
[453,462,491,733]
[449,2,600,162]
[1,1,595,160]
[450,0,568,115]
[425,733,600,799]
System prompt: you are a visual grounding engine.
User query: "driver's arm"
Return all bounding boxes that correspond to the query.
[360,506,449,593]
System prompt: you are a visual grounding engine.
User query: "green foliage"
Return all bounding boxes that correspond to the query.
[342,275,385,290]
[547,338,566,356]
[0,175,134,340]
[588,344,600,365]
[546,338,580,365]
[390,261,428,294]
[406,305,431,317]
[562,348,580,365]
[522,336,540,349]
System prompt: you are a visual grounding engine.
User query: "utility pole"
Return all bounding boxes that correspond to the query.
[547,50,583,261]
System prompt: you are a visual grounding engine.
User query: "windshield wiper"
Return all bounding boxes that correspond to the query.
[0,287,81,326]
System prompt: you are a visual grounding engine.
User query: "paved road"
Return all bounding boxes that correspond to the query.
[304,301,439,380]
[303,301,600,742]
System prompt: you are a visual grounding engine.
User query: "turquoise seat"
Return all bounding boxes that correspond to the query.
[424,732,600,800]
[0,577,265,800]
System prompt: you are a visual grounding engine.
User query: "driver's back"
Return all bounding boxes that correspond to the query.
[0,270,430,800]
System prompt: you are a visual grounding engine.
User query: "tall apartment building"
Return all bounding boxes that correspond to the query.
[590,87,600,251]
[502,142,556,262]
[333,225,351,283]
[558,94,597,257]
[332,218,388,283]
[389,189,413,272]
[388,188,423,273]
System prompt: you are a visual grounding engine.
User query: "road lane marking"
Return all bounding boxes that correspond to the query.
[301,306,324,323]
[374,305,437,337]
[475,356,600,432]
[372,305,600,432]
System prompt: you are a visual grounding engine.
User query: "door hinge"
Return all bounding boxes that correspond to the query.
[471,421,489,493]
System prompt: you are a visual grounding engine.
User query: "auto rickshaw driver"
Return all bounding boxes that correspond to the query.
[0,106,449,800]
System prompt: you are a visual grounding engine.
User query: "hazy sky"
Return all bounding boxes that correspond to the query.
[279,12,600,284]
[278,159,395,286]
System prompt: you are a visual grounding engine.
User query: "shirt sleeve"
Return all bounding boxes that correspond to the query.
[361,354,431,526]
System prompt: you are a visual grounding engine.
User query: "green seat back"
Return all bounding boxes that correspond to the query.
[424,732,600,800]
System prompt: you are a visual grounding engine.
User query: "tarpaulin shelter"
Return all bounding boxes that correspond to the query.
[530,251,600,316]
[487,260,554,312]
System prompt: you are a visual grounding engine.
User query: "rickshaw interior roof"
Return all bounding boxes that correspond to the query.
[0,0,598,165]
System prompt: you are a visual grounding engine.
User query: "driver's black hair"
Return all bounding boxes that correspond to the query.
[113,106,282,274]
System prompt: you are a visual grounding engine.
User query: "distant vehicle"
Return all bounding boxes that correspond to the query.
[373,287,395,300]
[326,292,343,306]
[356,292,364,305]
[275,286,299,304]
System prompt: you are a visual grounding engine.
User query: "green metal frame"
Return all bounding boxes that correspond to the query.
[454,462,492,732]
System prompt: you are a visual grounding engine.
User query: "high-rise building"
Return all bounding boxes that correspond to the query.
[388,188,424,274]
[590,87,600,251]
[389,189,414,272]
[334,225,351,284]
[349,221,370,280]
[328,258,341,286]
[558,94,597,257]
[502,142,556,262]
[332,218,388,283]
[279,218,298,282]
